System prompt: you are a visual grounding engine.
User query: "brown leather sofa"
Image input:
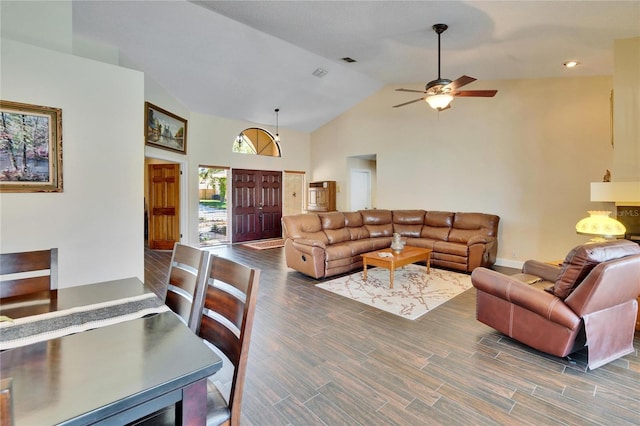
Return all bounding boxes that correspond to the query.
[471,239,640,369]
[282,209,500,278]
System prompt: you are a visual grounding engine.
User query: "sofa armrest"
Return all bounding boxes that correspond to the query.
[522,260,561,282]
[292,238,326,250]
[466,235,493,246]
[471,268,580,329]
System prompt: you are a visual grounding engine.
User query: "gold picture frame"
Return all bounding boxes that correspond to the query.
[0,100,63,193]
[144,102,187,154]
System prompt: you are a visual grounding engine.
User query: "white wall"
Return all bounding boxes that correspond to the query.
[1,0,72,54]
[311,76,614,265]
[0,38,145,287]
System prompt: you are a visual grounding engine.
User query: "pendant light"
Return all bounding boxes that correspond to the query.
[274,108,281,143]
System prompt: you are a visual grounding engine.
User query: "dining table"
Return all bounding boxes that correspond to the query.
[0,277,222,425]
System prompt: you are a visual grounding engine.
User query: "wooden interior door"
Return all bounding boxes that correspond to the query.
[259,170,282,239]
[232,169,282,243]
[148,163,180,249]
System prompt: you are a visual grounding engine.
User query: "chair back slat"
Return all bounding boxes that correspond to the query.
[0,276,51,300]
[203,284,245,330]
[164,243,210,332]
[198,255,260,426]
[0,249,57,300]
[199,311,242,365]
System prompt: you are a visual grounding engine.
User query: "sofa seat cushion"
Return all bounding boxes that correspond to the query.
[433,241,468,257]
[325,243,356,261]
[404,238,435,249]
[554,239,640,299]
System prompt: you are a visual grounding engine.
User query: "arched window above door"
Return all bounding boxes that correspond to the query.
[232,128,281,157]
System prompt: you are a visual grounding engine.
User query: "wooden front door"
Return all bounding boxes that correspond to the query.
[232,169,282,243]
[148,163,180,249]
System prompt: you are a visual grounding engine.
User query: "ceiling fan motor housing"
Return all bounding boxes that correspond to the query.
[433,23,448,34]
[425,78,452,93]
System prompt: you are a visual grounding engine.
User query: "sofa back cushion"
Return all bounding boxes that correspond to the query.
[393,210,425,237]
[449,212,500,243]
[281,214,329,244]
[344,212,369,240]
[319,212,351,244]
[421,211,454,241]
[361,209,393,238]
[554,239,640,299]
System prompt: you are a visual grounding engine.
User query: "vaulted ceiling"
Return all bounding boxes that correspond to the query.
[72,1,640,132]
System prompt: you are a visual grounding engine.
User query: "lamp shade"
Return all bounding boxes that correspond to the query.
[575,210,626,240]
[425,94,453,110]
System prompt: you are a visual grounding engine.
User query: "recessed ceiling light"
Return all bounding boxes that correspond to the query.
[312,67,328,78]
[563,60,580,68]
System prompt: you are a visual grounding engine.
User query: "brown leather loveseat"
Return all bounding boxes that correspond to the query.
[282,209,500,278]
[471,239,640,369]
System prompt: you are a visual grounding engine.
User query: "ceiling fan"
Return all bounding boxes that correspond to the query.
[393,24,497,111]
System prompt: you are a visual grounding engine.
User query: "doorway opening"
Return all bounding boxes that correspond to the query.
[199,166,230,247]
[347,154,377,210]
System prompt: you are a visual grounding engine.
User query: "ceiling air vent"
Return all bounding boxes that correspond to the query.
[341,57,356,63]
[312,68,328,78]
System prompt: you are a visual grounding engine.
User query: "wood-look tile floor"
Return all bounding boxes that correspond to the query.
[145,245,640,425]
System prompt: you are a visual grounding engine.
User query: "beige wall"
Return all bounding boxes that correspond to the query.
[311,76,614,265]
[613,37,640,181]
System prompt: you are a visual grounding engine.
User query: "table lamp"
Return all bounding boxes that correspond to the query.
[575,210,626,242]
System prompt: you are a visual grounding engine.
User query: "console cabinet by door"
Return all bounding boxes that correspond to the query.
[307,181,336,212]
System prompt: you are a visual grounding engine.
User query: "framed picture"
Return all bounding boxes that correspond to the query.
[0,100,63,193]
[144,102,187,154]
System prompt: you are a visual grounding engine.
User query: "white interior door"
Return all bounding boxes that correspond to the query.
[350,169,371,210]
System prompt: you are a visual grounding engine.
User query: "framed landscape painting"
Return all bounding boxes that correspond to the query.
[0,100,63,193]
[145,102,187,154]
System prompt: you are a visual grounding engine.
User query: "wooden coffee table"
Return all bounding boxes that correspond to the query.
[361,246,432,289]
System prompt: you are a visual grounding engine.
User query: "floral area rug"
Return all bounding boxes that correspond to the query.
[316,264,472,320]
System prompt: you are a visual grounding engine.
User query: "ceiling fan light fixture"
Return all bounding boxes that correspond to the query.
[426,94,453,110]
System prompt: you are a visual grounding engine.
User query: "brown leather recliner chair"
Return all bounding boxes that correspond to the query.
[471,239,640,369]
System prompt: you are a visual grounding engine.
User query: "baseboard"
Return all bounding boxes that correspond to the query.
[495,258,524,269]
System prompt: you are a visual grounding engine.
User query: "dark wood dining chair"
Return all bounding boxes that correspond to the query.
[0,248,58,300]
[164,243,211,332]
[197,256,261,426]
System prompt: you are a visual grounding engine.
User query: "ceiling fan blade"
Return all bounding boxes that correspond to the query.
[452,90,498,97]
[396,88,428,94]
[444,75,476,91]
[392,98,425,108]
